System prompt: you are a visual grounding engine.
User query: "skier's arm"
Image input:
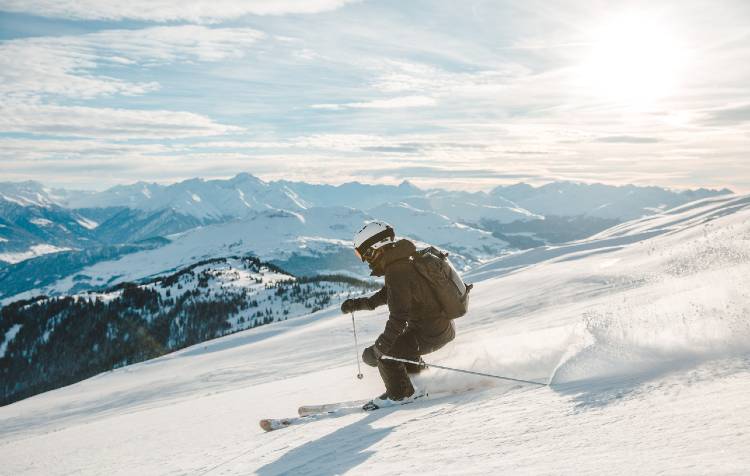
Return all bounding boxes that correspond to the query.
[341,285,387,314]
[366,285,388,310]
[374,272,411,355]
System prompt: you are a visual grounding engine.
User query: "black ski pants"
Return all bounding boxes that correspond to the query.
[378,317,455,400]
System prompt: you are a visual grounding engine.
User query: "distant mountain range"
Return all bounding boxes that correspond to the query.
[0,174,731,302]
[5,174,726,224]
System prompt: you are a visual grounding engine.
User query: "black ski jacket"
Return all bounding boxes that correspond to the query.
[365,239,443,354]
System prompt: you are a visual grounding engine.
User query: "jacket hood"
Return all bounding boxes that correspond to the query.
[369,239,416,276]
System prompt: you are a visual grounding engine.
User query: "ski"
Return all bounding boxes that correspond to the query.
[260,404,367,432]
[261,391,429,432]
[298,399,371,417]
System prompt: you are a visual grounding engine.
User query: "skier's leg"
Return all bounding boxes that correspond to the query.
[387,328,424,373]
[375,319,454,400]
[414,318,455,355]
[371,319,455,403]
[377,328,418,399]
[377,361,414,400]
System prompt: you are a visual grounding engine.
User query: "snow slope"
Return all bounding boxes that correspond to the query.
[0,244,72,264]
[1,194,749,475]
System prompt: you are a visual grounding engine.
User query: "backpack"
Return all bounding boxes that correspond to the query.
[412,246,473,319]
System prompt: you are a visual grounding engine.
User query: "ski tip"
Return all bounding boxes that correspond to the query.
[260,418,293,432]
[259,419,274,432]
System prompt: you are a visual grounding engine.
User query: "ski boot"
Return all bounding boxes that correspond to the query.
[362,387,427,411]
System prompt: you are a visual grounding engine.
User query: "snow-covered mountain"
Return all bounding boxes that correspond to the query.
[59,173,310,220]
[0,196,97,263]
[0,239,168,301]
[82,207,210,244]
[64,175,530,225]
[1,193,747,474]
[490,181,729,220]
[3,205,508,303]
[401,191,541,224]
[0,181,65,208]
[364,202,507,260]
[44,175,728,223]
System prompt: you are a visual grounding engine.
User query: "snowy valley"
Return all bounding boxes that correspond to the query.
[1,191,748,474]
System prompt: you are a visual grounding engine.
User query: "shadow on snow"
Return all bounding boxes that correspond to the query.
[256,410,395,476]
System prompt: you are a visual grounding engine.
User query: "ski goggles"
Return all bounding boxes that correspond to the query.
[354,246,378,262]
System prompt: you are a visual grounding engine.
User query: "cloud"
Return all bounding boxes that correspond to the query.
[190,134,416,154]
[360,145,422,153]
[0,0,357,23]
[702,104,750,125]
[355,166,539,180]
[0,26,264,100]
[293,134,395,150]
[0,103,242,139]
[189,135,494,155]
[371,60,529,96]
[0,138,173,160]
[312,95,437,110]
[0,25,258,139]
[0,42,157,100]
[308,60,529,115]
[594,136,664,143]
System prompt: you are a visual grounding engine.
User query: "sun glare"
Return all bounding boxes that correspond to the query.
[578,12,688,107]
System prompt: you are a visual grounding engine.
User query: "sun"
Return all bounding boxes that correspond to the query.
[577,11,687,107]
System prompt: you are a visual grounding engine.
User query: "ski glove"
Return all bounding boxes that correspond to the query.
[341,297,370,314]
[362,345,383,367]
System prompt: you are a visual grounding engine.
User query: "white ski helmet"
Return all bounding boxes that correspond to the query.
[353,221,395,261]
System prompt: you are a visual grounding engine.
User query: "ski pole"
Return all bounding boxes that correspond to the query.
[350,312,364,380]
[381,355,547,387]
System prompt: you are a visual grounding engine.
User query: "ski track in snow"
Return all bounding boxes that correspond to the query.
[1,194,750,475]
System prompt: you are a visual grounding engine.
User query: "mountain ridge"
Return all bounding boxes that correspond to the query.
[1,175,731,221]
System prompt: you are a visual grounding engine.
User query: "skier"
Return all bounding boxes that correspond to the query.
[341,221,456,409]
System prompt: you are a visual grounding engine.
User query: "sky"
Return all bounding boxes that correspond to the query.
[0,0,748,192]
